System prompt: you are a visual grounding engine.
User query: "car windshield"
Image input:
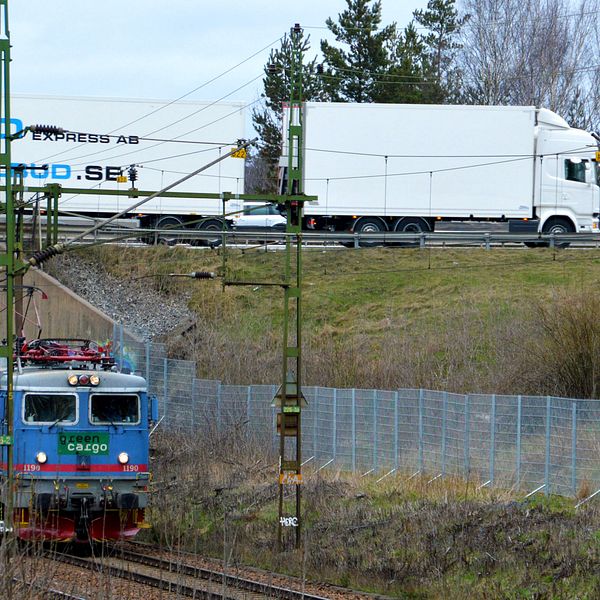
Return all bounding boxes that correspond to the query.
[24,393,77,424]
[243,205,270,215]
[90,394,139,424]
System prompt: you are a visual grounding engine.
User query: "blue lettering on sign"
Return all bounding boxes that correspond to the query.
[0,163,71,179]
[51,164,71,179]
[0,118,24,139]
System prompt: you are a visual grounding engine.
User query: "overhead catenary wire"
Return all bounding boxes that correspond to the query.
[29,142,594,214]
[58,95,261,169]
[302,8,600,34]
[27,138,257,266]
[303,151,593,183]
[60,237,600,281]
[32,35,283,164]
[303,144,593,159]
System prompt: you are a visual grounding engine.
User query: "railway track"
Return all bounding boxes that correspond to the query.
[10,576,87,600]
[49,548,332,600]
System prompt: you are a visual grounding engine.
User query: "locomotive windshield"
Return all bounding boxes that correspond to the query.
[90,394,140,425]
[24,393,77,424]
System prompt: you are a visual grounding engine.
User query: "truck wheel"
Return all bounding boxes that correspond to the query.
[154,215,184,246]
[541,217,574,248]
[391,217,432,246]
[195,218,228,247]
[351,217,387,248]
[394,217,432,233]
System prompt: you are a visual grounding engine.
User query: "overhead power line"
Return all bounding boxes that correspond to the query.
[59,85,260,168]
[32,35,282,165]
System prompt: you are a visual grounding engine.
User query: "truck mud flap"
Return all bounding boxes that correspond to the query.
[509,219,539,233]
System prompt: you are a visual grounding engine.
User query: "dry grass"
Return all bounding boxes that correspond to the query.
[146,428,600,598]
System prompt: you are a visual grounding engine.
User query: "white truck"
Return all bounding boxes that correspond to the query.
[7,94,247,231]
[281,102,600,239]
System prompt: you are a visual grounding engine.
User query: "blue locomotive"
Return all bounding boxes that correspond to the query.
[0,339,157,543]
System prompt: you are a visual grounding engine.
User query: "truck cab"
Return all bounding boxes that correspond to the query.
[534,108,600,234]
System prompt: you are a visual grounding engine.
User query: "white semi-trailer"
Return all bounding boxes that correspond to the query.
[7,94,247,230]
[282,102,600,238]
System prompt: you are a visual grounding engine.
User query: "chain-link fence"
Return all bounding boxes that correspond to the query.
[115,329,600,499]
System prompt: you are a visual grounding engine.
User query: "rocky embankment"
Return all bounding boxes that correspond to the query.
[46,254,195,341]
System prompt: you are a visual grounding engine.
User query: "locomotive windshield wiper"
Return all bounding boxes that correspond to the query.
[97,410,118,430]
[48,408,71,430]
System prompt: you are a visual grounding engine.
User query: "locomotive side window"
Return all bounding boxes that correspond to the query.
[23,393,77,424]
[90,394,140,425]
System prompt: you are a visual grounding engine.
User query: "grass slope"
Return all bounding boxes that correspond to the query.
[75,245,600,397]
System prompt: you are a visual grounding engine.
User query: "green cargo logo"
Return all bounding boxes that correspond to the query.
[58,432,109,456]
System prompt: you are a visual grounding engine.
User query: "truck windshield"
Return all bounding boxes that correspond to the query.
[565,159,587,183]
[24,393,77,424]
[595,161,600,186]
[90,394,139,424]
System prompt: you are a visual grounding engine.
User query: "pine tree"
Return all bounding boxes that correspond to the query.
[375,23,430,104]
[413,0,468,103]
[320,0,397,103]
[249,32,323,194]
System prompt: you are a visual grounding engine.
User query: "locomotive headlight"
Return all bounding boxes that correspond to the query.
[67,374,78,386]
[118,452,129,465]
[90,374,100,386]
[36,451,48,464]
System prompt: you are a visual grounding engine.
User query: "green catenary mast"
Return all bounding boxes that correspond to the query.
[274,23,306,551]
[0,0,15,537]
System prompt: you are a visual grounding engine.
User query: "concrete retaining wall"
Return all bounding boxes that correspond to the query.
[0,268,143,344]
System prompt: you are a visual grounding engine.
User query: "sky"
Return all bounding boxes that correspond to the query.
[9,1,429,105]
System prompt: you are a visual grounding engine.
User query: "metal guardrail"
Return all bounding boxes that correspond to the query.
[12,218,600,248]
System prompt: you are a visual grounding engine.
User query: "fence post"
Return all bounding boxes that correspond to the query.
[545,396,551,496]
[119,323,124,370]
[442,392,448,477]
[394,391,399,471]
[490,394,496,486]
[351,388,356,473]
[571,400,577,497]
[332,388,337,461]
[313,388,318,459]
[145,341,151,384]
[418,389,424,473]
[373,390,378,472]
[272,385,278,451]
[516,395,522,490]
[464,394,470,478]
[246,386,252,439]
[191,378,196,432]
[163,358,168,424]
[216,381,222,434]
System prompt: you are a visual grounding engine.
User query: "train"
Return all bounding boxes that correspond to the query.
[0,338,157,543]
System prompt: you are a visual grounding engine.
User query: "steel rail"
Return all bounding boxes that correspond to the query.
[50,550,329,600]
[11,577,87,600]
[51,551,222,599]
[115,548,330,600]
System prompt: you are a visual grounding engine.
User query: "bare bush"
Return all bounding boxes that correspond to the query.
[458,0,600,128]
[525,290,600,398]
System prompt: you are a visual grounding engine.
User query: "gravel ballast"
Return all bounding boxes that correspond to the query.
[46,253,196,341]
